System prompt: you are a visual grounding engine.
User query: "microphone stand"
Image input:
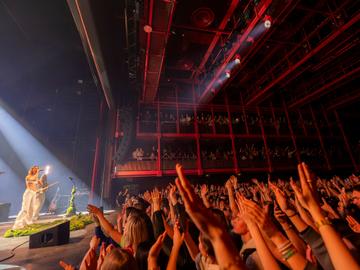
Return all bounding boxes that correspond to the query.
[65,177,77,217]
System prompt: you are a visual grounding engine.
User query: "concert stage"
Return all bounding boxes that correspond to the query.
[0,212,113,270]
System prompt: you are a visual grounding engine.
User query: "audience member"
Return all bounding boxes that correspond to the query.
[60,163,360,270]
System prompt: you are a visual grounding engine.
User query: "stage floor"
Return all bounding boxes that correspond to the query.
[0,214,106,270]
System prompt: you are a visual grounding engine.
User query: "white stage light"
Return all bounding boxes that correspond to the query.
[264,15,272,29]
[264,19,271,28]
[45,165,50,175]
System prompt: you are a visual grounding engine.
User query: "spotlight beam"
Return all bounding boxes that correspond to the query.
[0,131,27,178]
[199,0,273,104]
[0,102,105,210]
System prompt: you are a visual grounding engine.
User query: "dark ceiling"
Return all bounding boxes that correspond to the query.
[0,0,99,113]
[134,0,359,110]
[2,0,357,113]
[0,0,100,181]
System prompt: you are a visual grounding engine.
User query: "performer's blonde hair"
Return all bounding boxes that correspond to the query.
[27,165,39,176]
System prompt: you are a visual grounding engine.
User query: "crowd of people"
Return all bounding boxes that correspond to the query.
[201,148,234,161]
[129,142,338,168]
[269,145,297,161]
[59,163,360,270]
[298,146,323,162]
[162,147,197,161]
[238,144,266,162]
[132,147,158,161]
[179,114,194,126]
[138,109,328,138]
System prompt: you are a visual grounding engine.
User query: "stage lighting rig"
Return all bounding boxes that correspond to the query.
[264,15,272,28]
[225,70,231,78]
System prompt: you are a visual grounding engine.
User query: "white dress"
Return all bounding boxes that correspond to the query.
[12,175,39,229]
[32,174,47,221]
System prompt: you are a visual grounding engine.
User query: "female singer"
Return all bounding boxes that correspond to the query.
[12,166,41,229]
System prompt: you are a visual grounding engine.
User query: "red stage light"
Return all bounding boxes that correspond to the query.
[144,25,152,33]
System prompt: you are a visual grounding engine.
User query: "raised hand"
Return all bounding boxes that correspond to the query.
[175,164,246,270]
[149,231,167,259]
[273,202,288,225]
[290,163,320,213]
[235,192,255,228]
[89,235,100,250]
[321,198,339,219]
[80,248,97,270]
[173,221,185,248]
[229,175,238,188]
[59,261,76,270]
[270,179,291,214]
[151,188,161,212]
[175,164,223,239]
[346,216,360,233]
[87,204,103,217]
[97,242,106,270]
[237,193,278,237]
[200,184,208,197]
[338,188,349,207]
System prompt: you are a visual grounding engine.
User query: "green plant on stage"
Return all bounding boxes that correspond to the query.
[69,213,93,231]
[65,185,77,216]
[3,213,93,238]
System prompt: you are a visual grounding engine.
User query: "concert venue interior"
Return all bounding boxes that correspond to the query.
[0,0,359,269]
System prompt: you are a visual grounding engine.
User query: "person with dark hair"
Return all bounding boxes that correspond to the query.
[195,232,219,270]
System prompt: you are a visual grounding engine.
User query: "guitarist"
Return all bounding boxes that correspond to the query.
[48,186,60,214]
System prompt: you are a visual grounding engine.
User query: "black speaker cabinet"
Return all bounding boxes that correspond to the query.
[0,203,11,222]
[29,220,70,249]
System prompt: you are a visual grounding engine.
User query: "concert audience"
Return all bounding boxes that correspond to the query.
[59,163,360,270]
[132,146,158,161]
[162,146,197,161]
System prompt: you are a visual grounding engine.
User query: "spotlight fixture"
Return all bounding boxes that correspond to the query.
[264,15,272,28]
[225,71,231,78]
[234,54,241,64]
[144,25,152,33]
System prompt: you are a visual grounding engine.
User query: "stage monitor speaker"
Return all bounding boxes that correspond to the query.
[0,203,11,222]
[29,220,70,249]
